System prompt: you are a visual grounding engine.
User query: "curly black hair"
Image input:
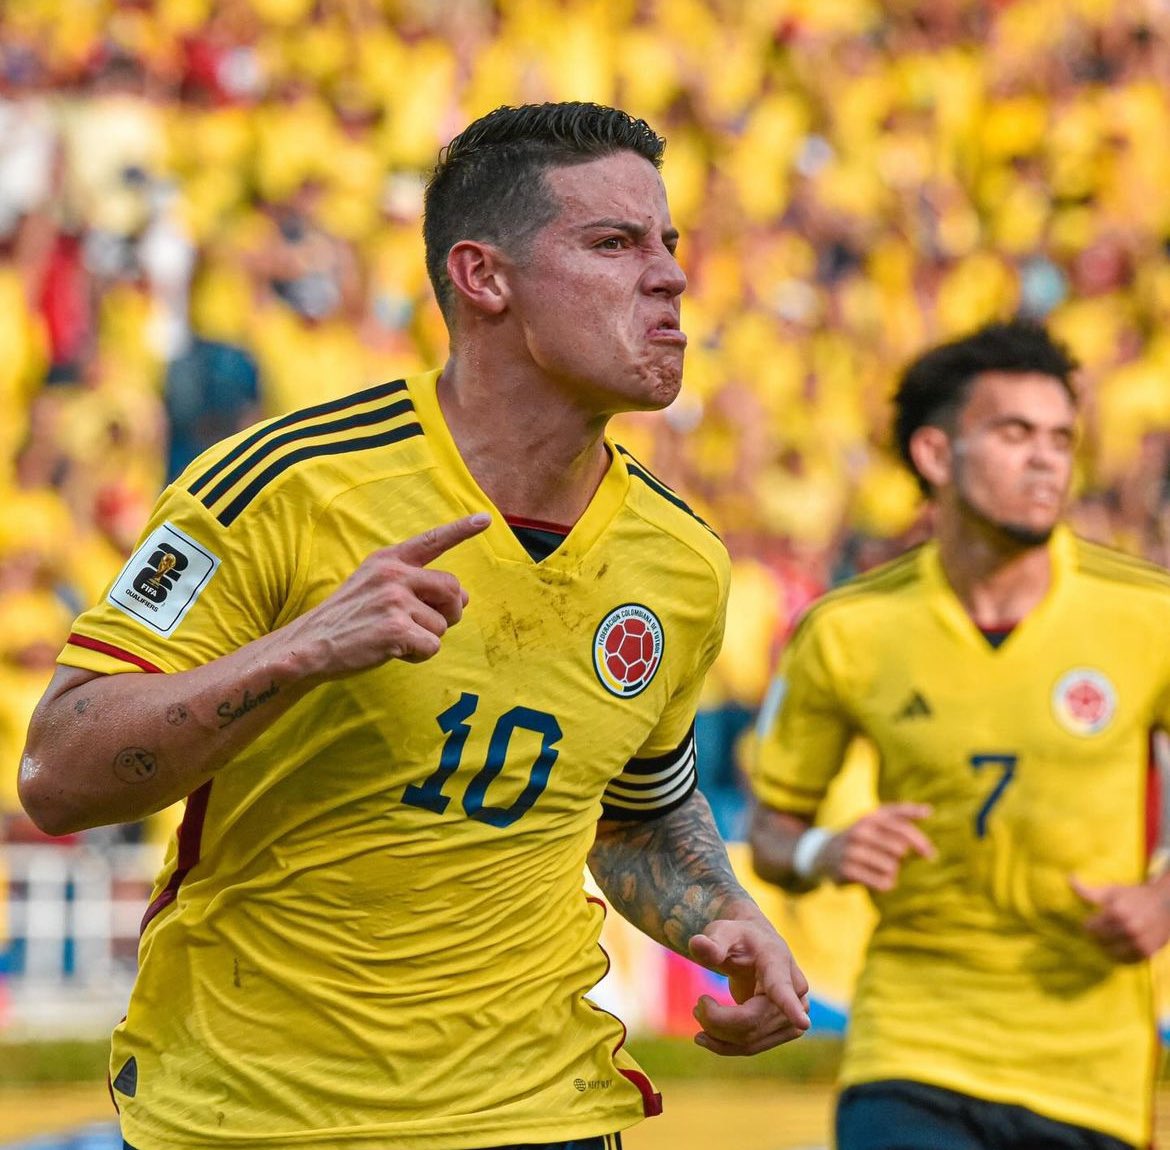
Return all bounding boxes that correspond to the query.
[893,319,1079,494]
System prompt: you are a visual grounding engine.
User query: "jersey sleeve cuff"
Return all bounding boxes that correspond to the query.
[751,777,824,818]
[58,632,166,675]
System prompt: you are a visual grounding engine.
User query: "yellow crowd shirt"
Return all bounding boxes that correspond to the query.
[60,370,729,1149]
[753,527,1166,1148]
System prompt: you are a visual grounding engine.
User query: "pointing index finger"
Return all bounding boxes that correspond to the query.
[392,513,492,566]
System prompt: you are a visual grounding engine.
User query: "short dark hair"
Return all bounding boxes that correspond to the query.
[893,319,1080,494]
[423,102,666,323]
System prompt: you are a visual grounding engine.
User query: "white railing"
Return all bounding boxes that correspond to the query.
[1,842,162,1039]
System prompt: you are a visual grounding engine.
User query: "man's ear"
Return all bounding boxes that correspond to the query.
[446,241,509,316]
[908,425,952,490]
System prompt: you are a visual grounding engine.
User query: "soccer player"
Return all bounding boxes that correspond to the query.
[19,102,809,1150]
[750,319,1170,1150]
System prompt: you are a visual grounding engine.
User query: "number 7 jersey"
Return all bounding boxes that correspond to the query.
[59,370,730,1150]
[752,527,1170,1149]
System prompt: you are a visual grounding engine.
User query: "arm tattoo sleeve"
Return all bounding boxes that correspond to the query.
[587,790,750,955]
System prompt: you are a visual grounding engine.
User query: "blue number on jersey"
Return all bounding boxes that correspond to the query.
[402,693,563,827]
[969,752,1018,838]
[401,692,478,814]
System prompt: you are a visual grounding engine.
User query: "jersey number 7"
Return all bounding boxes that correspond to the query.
[969,752,1018,838]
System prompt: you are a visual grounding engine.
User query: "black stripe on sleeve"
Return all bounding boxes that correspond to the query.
[616,446,717,536]
[187,379,408,497]
[215,422,424,526]
[199,398,415,511]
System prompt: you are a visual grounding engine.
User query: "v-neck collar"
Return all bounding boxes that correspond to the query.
[921,524,1072,654]
[407,370,629,569]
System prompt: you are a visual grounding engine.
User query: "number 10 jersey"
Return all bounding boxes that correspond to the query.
[60,370,730,1150]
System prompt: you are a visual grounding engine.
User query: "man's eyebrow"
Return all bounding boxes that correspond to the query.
[581,218,679,245]
[990,413,1077,433]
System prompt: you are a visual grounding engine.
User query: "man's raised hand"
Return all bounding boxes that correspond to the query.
[285,513,491,679]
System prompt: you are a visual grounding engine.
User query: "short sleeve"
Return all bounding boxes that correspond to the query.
[600,572,727,821]
[60,482,297,676]
[751,609,855,818]
[600,720,697,821]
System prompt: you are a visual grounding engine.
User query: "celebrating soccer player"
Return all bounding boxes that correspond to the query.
[751,318,1170,1150]
[20,102,809,1150]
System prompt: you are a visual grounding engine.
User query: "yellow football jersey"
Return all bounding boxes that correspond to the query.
[753,526,1168,1148]
[60,370,729,1149]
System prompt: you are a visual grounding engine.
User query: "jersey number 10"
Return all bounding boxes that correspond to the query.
[401,692,563,828]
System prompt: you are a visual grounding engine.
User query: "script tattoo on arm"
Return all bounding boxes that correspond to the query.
[588,791,748,955]
[216,681,280,729]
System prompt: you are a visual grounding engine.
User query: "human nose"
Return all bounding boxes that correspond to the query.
[1029,434,1070,472]
[645,245,687,297]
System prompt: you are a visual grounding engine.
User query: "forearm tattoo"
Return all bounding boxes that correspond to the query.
[588,791,749,955]
[216,680,280,728]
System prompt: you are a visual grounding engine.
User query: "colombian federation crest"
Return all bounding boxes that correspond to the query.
[593,604,664,698]
[1051,668,1117,736]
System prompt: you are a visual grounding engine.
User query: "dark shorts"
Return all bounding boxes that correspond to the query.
[836,1080,1135,1150]
[125,1136,622,1150]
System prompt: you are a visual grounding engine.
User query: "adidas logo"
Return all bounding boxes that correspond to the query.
[895,691,932,721]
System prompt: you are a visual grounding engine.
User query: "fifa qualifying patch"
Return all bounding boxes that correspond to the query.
[593,604,664,698]
[108,521,220,636]
[1051,668,1117,736]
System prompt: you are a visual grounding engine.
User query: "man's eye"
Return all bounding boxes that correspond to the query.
[597,237,625,250]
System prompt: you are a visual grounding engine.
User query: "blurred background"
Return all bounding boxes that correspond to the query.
[3,0,1170,1141]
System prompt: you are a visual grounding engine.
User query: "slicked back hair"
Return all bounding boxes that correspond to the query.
[893,319,1080,495]
[424,102,666,325]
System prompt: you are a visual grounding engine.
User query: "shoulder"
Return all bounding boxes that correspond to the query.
[614,444,728,580]
[1070,535,1170,595]
[176,377,426,529]
[788,545,925,647]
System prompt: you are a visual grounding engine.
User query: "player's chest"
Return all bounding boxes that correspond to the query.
[302,533,712,766]
[850,621,1155,772]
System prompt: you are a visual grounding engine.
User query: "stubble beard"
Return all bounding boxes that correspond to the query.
[951,447,1062,551]
[987,518,1056,548]
[956,488,1057,550]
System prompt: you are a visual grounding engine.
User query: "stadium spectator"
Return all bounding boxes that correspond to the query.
[750,319,1170,1150]
[161,252,261,480]
[21,101,810,1150]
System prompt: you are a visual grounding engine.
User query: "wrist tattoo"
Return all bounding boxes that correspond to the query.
[217,680,280,728]
[588,792,747,954]
[113,748,158,784]
[166,703,189,726]
[74,697,91,715]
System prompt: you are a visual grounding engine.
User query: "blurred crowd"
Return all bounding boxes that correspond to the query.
[3,0,1170,841]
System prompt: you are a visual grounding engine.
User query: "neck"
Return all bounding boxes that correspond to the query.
[436,357,612,526]
[935,511,1056,629]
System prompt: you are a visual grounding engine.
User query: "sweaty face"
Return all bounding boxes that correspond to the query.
[505,151,687,415]
[948,372,1077,546]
